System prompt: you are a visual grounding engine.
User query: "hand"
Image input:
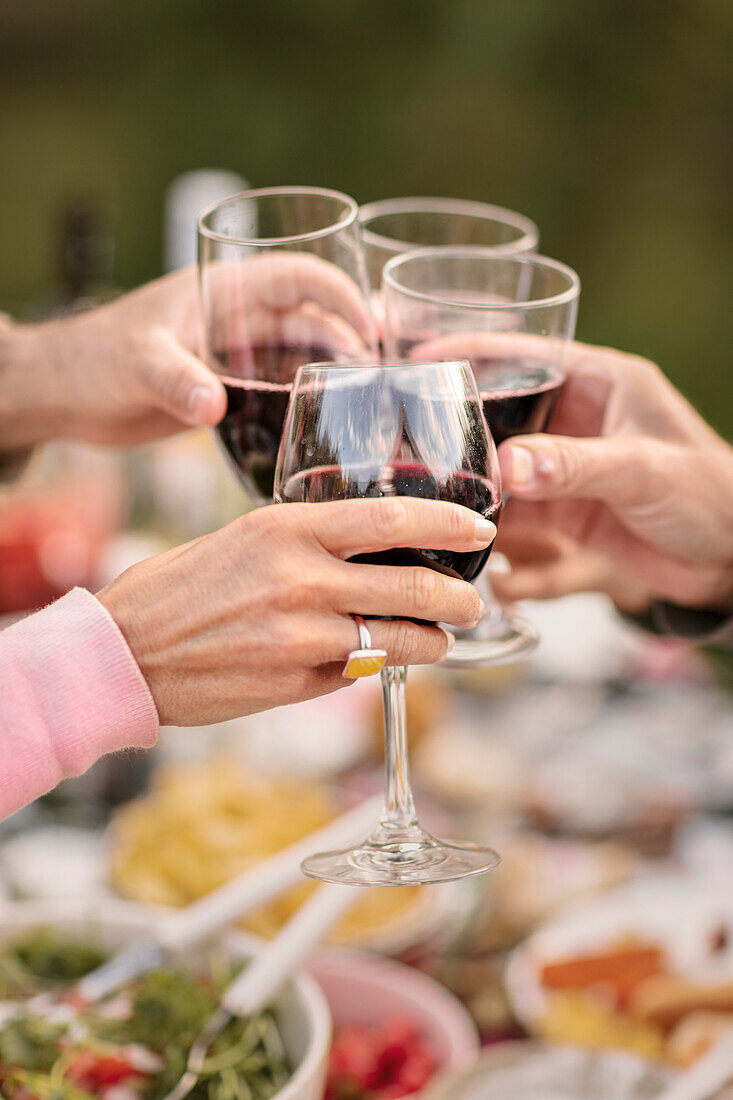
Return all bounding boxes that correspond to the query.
[98,497,494,726]
[0,255,373,450]
[492,518,654,614]
[496,339,733,612]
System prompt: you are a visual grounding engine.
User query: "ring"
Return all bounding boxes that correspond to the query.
[342,615,388,679]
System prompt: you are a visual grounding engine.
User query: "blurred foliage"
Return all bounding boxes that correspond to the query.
[0,0,731,430]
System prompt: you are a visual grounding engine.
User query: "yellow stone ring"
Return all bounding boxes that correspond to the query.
[342,616,388,679]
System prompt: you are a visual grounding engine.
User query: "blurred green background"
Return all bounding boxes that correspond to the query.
[1,0,731,431]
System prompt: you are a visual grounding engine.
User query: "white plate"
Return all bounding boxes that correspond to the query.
[506,873,733,1030]
[423,1041,672,1100]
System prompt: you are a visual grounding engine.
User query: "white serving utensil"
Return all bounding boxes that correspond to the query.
[162,884,359,1100]
[31,794,380,1010]
[655,1032,733,1100]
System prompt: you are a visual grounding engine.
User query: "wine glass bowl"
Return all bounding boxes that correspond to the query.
[382,247,580,666]
[275,360,502,886]
[197,186,376,502]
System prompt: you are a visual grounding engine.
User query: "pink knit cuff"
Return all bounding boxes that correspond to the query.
[0,587,159,818]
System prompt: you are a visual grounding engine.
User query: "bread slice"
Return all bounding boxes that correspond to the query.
[630,974,733,1032]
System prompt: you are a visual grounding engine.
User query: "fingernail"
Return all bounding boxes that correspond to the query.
[502,444,536,489]
[478,597,486,617]
[475,517,497,543]
[187,386,213,422]
[439,627,456,652]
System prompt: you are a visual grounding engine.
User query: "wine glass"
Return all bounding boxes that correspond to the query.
[383,247,580,665]
[274,360,502,886]
[359,196,539,291]
[197,186,377,503]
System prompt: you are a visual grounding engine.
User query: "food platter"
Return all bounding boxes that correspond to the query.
[506,874,733,1064]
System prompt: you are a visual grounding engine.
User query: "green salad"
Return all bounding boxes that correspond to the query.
[0,929,291,1100]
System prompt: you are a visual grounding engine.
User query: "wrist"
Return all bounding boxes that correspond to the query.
[96,569,163,718]
[713,481,733,613]
[681,444,733,615]
[0,316,81,448]
[715,446,733,609]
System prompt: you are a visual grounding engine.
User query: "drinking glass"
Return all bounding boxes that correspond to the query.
[275,360,502,885]
[383,247,580,665]
[198,186,376,503]
[359,196,539,291]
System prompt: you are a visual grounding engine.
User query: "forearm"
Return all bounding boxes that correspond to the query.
[0,588,159,820]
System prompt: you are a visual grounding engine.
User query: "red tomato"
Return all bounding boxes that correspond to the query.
[327,1020,437,1099]
[67,1050,146,1090]
[396,1051,435,1094]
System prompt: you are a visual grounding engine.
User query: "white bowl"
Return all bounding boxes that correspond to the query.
[0,897,331,1100]
[310,950,479,1086]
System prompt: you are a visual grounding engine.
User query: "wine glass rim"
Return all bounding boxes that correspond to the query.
[198,185,359,246]
[359,196,539,253]
[383,246,581,310]
[292,358,473,382]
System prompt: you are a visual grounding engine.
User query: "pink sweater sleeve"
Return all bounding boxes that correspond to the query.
[0,587,159,819]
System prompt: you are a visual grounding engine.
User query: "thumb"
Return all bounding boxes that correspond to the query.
[138,328,227,427]
[498,434,657,508]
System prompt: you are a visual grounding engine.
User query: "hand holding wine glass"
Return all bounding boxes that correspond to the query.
[494,339,733,614]
[99,494,491,727]
[0,229,372,461]
[275,360,502,885]
[0,266,227,453]
[382,248,580,664]
[198,187,376,501]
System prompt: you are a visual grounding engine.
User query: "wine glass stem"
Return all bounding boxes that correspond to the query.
[478,569,504,627]
[380,665,417,833]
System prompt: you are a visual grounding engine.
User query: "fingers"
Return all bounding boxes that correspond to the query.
[304,497,497,559]
[364,619,455,665]
[89,410,203,445]
[137,328,227,427]
[405,332,654,382]
[205,254,376,348]
[498,434,668,508]
[254,254,375,345]
[329,617,455,668]
[280,302,367,360]
[210,300,367,366]
[493,557,608,603]
[493,549,654,614]
[338,561,483,628]
[405,331,563,363]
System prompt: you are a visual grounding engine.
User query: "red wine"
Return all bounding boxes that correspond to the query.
[475,358,563,445]
[218,378,291,500]
[215,343,332,499]
[281,463,499,584]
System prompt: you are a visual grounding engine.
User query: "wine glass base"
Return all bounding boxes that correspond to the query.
[301,830,500,887]
[443,608,539,668]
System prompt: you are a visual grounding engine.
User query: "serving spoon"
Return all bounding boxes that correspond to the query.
[27,793,380,1014]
